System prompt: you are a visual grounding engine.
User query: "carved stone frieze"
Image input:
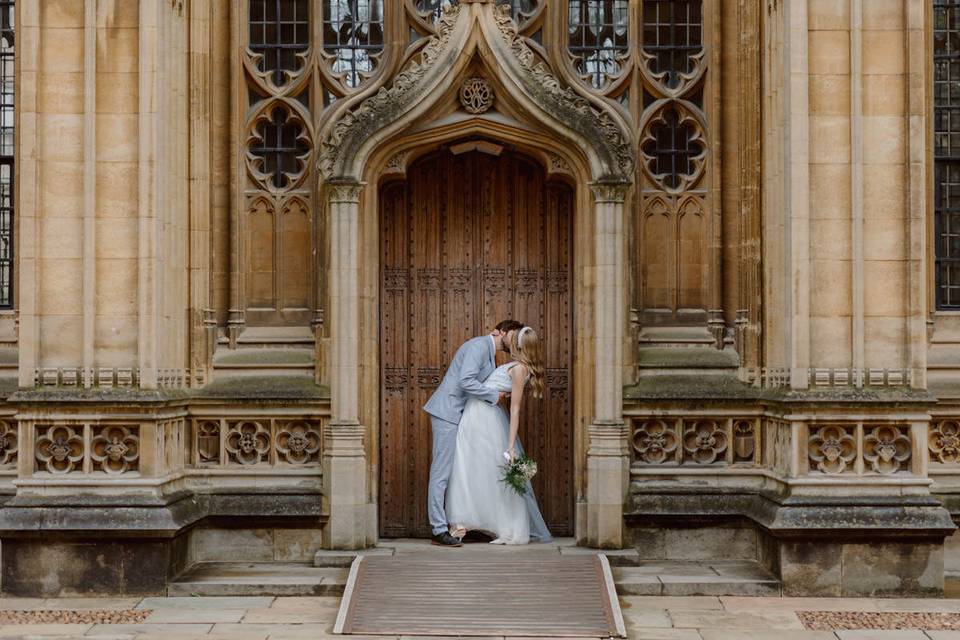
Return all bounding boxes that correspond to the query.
[632,418,677,464]
[490,5,633,181]
[320,6,462,179]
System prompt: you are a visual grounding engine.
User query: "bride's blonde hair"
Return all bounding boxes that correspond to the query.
[511,327,545,398]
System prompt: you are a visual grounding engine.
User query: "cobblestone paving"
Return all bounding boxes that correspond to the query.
[0,595,959,638]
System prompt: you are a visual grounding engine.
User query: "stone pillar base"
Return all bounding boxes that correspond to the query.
[322,421,375,550]
[584,420,630,548]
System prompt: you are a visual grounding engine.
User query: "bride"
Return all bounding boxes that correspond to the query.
[445,326,553,545]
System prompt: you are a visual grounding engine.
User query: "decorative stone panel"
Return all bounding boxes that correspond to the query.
[808,424,857,474]
[806,422,914,476]
[90,425,140,475]
[930,419,960,465]
[35,425,84,474]
[0,420,18,467]
[226,421,271,466]
[192,418,323,467]
[631,417,761,466]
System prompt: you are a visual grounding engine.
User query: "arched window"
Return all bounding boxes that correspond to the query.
[323,0,385,89]
[417,0,536,23]
[935,0,960,309]
[0,0,13,309]
[567,0,629,90]
[249,0,310,86]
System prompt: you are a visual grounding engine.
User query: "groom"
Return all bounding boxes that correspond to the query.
[422,319,524,547]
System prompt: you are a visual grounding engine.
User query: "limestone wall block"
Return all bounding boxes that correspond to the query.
[96,28,139,74]
[95,114,138,163]
[862,74,905,117]
[811,259,852,316]
[809,31,850,76]
[863,218,906,262]
[863,164,905,218]
[95,72,139,115]
[809,75,850,115]
[810,218,851,260]
[95,162,138,218]
[864,260,907,317]
[94,259,137,317]
[809,163,852,218]
[864,317,908,366]
[40,0,84,28]
[810,316,853,367]
[95,218,137,259]
[39,216,82,259]
[38,315,82,363]
[37,258,82,316]
[863,116,906,164]
[808,0,850,30]
[809,116,851,164]
[862,0,904,31]
[37,114,83,162]
[39,28,84,73]
[37,72,83,114]
[862,31,905,75]
[93,315,138,366]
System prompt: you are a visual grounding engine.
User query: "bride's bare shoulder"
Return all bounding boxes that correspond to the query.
[508,362,529,379]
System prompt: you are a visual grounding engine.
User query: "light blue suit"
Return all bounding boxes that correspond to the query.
[423,335,499,535]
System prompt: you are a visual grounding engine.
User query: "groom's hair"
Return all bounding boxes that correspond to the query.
[495,320,524,333]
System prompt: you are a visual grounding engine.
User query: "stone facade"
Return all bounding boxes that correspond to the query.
[3,0,959,596]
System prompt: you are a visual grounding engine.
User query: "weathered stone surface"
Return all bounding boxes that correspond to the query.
[780,541,843,597]
[840,542,944,598]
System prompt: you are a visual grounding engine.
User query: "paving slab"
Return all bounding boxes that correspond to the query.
[873,599,960,613]
[313,546,395,567]
[37,598,143,611]
[834,631,930,639]
[240,607,338,624]
[669,610,805,630]
[619,596,724,611]
[0,623,92,636]
[142,608,247,623]
[136,596,275,610]
[699,632,838,640]
[0,598,49,611]
[926,632,960,639]
[85,624,214,636]
[621,630,703,640]
[168,564,346,597]
[720,596,882,613]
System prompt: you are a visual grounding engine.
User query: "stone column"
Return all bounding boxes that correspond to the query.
[322,182,372,549]
[585,182,631,549]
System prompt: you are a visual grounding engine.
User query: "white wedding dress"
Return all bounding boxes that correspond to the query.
[446,362,548,545]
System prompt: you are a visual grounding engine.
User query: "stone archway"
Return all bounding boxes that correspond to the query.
[318,1,635,550]
[378,147,576,538]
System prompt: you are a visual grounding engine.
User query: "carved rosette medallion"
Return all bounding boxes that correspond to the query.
[459,77,494,114]
[91,425,140,474]
[930,419,960,464]
[35,425,84,474]
[808,425,856,474]
[863,425,911,474]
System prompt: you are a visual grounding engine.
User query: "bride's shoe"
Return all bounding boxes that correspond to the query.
[489,538,506,545]
[450,526,467,540]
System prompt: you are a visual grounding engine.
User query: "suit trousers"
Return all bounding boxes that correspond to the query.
[427,414,459,535]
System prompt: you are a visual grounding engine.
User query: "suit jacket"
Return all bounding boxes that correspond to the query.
[423,335,500,424]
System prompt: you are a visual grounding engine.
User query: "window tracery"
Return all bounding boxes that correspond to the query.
[567,0,629,90]
[322,0,385,89]
[935,0,960,309]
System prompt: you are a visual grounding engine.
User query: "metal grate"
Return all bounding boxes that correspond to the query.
[248,0,309,86]
[644,106,699,189]
[937,0,960,309]
[249,106,309,189]
[642,0,702,88]
[0,0,12,309]
[567,0,629,89]
[322,0,385,89]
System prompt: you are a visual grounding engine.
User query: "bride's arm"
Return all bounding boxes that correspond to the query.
[506,364,529,459]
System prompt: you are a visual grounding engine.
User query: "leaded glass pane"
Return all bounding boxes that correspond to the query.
[323,0,385,89]
[643,107,698,190]
[642,0,702,89]
[417,0,534,22]
[0,0,13,309]
[936,0,960,309]
[568,0,629,90]
[249,0,309,86]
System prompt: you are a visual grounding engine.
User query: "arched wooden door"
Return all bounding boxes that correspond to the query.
[379,148,574,538]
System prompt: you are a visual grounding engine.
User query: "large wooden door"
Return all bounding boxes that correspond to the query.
[379,149,574,538]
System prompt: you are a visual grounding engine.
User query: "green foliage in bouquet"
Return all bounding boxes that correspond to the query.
[501,454,538,496]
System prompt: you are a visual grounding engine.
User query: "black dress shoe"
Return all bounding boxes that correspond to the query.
[431,531,463,547]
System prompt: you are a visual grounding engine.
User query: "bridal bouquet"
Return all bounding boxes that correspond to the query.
[501,453,538,495]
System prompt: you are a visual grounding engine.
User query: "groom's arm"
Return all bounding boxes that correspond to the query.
[457,344,500,405]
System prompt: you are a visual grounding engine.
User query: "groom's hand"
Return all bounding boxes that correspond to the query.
[498,392,510,408]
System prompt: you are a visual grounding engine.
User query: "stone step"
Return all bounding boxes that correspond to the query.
[176,553,780,598]
[168,562,348,597]
[612,561,781,597]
